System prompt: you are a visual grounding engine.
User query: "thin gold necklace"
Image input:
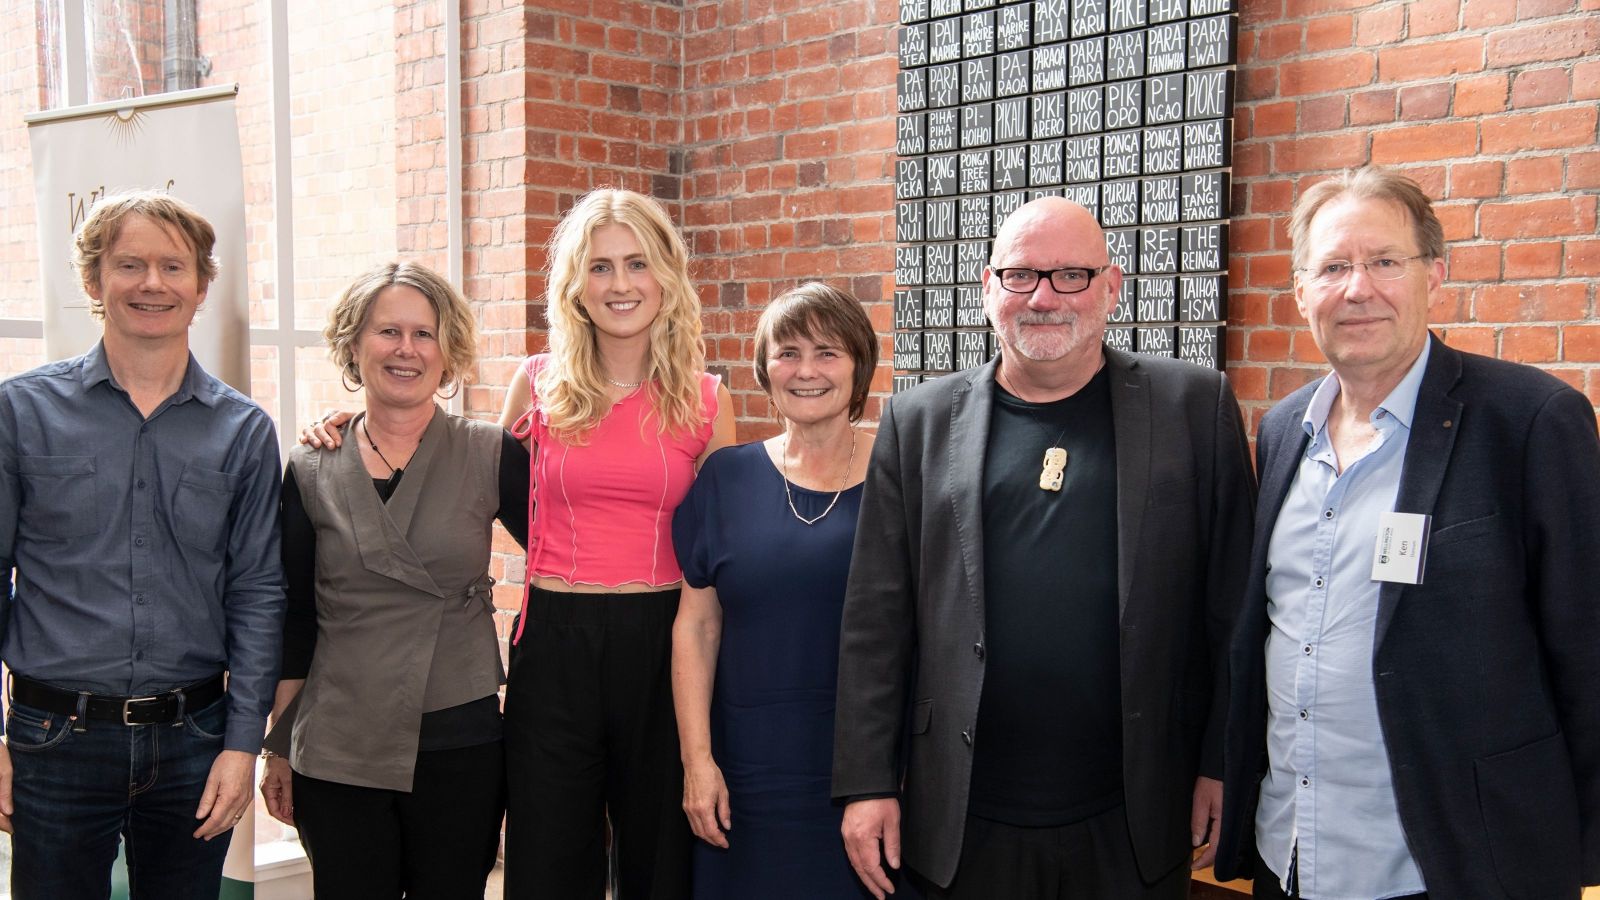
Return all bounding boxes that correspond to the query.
[781,429,858,525]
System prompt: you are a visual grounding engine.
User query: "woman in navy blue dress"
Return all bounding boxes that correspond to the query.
[671,283,881,899]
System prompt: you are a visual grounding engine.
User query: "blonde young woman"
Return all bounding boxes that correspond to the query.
[496,189,734,898]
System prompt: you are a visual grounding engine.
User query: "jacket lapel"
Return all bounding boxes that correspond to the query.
[336,410,447,598]
[1106,348,1148,619]
[947,359,997,622]
[1376,336,1463,648]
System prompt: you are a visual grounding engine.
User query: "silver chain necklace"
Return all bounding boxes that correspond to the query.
[605,376,643,389]
[781,430,858,525]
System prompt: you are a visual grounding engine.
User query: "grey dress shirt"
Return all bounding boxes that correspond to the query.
[0,341,285,752]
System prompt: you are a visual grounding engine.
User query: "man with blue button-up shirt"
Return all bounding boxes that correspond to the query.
[0,191,284,900]
[1215,167,1600,899]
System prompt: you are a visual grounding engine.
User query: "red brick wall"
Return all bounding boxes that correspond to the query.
[1226,0,1600,434]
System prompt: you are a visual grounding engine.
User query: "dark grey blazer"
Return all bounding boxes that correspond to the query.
[833,348,1256,888]
[1216,336,1600,897]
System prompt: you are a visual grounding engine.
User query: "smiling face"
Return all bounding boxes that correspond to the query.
[89,214,207,349]
[354,284,444,411]
[981,198,1122,367]
[1295,195,1443,386]
[579,223,663,345]
[765,331,857,428]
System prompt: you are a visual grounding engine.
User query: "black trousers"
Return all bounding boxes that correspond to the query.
[1251,847,1428,900]
[503,587,691,900]
[911,805,1189,900]
[291,740,505,900]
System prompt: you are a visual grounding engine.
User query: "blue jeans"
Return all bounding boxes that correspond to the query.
[7,694,233,900]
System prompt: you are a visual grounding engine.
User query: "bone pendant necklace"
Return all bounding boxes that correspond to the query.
[1000,367,1070,492]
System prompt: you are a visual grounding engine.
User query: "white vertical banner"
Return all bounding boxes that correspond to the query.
[25,84,250,392]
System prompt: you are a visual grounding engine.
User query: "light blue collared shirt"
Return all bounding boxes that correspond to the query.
[1255,342,1431,900]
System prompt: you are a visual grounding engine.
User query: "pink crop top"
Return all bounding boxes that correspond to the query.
[513,354,718,593]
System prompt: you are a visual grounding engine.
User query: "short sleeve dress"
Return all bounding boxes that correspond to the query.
[672,441,873,900]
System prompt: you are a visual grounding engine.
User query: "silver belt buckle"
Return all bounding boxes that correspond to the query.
[122,695,162,726]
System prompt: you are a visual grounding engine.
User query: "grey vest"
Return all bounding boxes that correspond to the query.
[271,408,505,791]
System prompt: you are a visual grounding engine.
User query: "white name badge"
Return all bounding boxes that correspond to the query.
[1371,511,1431,584]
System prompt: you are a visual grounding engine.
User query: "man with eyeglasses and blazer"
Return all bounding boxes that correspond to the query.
[834,196,1256,899]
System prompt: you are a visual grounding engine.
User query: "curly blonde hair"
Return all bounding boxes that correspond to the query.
[324,261,479,396]
[538,189,706,443]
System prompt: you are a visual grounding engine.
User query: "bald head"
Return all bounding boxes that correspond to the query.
[990,197,1110,270]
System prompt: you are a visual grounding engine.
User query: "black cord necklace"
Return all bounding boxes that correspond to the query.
[362,419,405,492]
[998,366,1069,492]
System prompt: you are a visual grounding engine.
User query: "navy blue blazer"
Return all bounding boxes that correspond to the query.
[1216,336,1600,898]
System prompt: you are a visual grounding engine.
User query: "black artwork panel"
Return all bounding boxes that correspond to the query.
[927,153,960,197]
[898,113,928,156]
[963,57,996,103]
[1105,326,1134,353]
[1140,174,1181,224]
[1063,183,1100,218]
[925,287,956,328]
[1032,43,1068,92]
[1032,91,1067,138]
[1180,222,1226,271]
[925,242,957,284]
[961,103,994,147]
[1106,29,1145,81]
[894,289,925,330]
[1136,325,1175,357]
[1067,85,1104,135]
[1105,226,1138,274]
[932,0,962,15]
[1182,119,1230,169]
[1146,72,1184,124]
[926,197,959,240]
[964,0,997,9]
[957,241,988,282]
[1148,0,1185,23]
[896,157,926,199]
[960,149,992,193]
[896,200,925,243]
[896,245,924,286]
[1029,140,1065,186]
[960,195,992,238]
[901,0,932,24]
[998,3,1033,51]
[1146,21,1185,74]
[1139,224,1179,273]
[928,108,959,152]
[1187,15,1234,68]
[900,24,929,69]
[1103,129,1140,178]
[893,374,921,393]
[893,330,923,370]
[1135,275,1175,321]
[1069,36,1105,86]
[1142,122,1183,173]
[992,189,1027,232]
[1035,0,1069,42]
[1029,187,1065,200]
[1071,0,1107,37]
[1179,274,1225,321]
[1108,0,1147,32]
[1067,135,1101,183]
[956,331,989,370]
[1100,178,1140,227]
[898,69,927,111]
[1178,324,1222,368]
[957,285,987,326]
[993,144,1028,190]
[929,62,961,108]
[1105,79,1142,130]
[1108,283,1135,323]
[924,331,955,371]
[1181,171,1228,221]
[994,96,1029,142]
[1189,0,1232,13]
[930,16,963,64]
[964,10,997,58]
[1185,68,1233,119]
[997,50,1031,96]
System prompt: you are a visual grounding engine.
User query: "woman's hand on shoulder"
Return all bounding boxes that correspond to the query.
[682,755,731,848]
[300,411,353,450]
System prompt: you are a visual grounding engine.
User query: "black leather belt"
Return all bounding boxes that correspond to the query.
[10,673,226,726]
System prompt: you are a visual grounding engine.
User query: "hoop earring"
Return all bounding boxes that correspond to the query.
[436,377,462,400]
[340,369,362,392]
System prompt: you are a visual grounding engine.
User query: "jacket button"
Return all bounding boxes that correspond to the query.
[973,642,985,660]
[960,730,972,746]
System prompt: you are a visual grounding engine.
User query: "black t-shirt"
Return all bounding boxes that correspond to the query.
[968,365,1124,826]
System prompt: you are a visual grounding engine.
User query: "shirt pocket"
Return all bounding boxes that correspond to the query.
[173,464,240,552]
[17,455,99,539]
